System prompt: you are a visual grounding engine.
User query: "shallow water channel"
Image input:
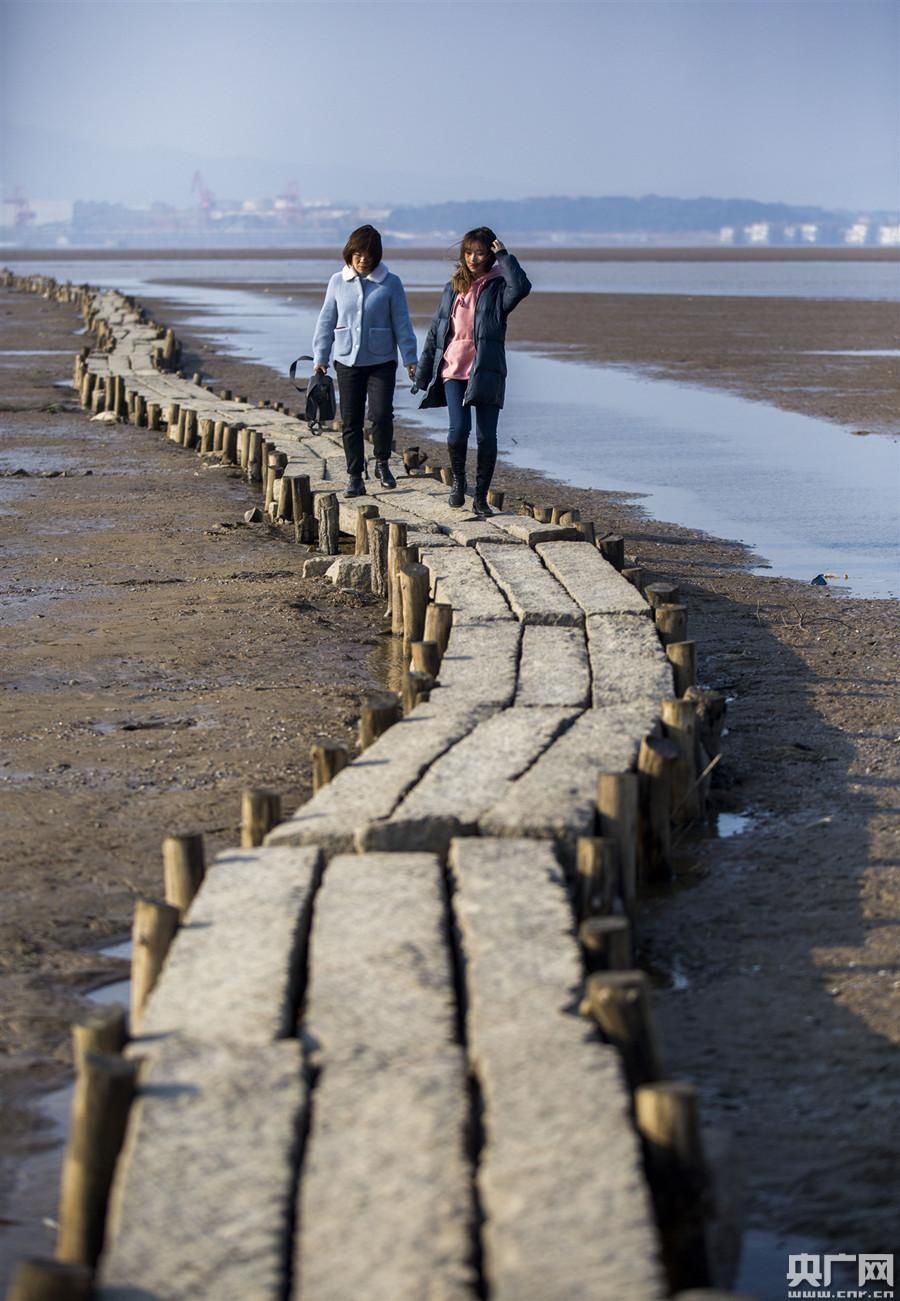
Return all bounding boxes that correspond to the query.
[131,281,899,599]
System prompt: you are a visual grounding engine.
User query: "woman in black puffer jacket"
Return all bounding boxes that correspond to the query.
[415,227,531,515]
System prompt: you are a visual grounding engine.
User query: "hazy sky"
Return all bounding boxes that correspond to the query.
[1,0,898,211]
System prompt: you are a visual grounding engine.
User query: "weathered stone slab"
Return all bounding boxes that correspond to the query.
[449,838,665,1301]
[136,845,322,1048]
[491,516,583,547]
[587,612,673,709]
[302,556,334,577]
[325,554,371,592]
[480,703,660,846]
[476,541,584,625]
[100,1039,304,1301]
[536,540,650,616]
[440,518,518,547]
[265,700,487,853]
[357,707,579,854]
[295,852,473,1300]
[419,545,514,624]
[516,624,591,708]
[436,621,522,709]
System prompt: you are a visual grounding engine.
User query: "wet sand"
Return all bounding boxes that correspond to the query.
[1,268,898,1288]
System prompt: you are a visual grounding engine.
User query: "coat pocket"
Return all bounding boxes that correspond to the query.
[368,326,393,357]
[334,325,352,355]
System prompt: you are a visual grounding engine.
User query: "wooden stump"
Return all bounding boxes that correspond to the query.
[576,520,596,544]
[72,1005,128,1073]
[667,640,697,697]
[399,562,430,653]
[56,1052,139,1268]
[290,474,315,544]
[7,1259,92,1301]
[582,970,664,1091]
[311,740,349,793]
[240,788,282,847]
[162,832,206,914]
[655,603,688,646]
[359,691,402,750]
[367,517,389,596]
[403,669,434,714]
[409,639,441,680]
[486,488,505,511]
[661,698,700,823]
[622,565,645,592]
[131,898,180,1029]
[597,772,639,921]
[637,736,679,883]
[354,502,379,555]
[390,543,419,636]
[636,1081,711,1292]
[579,915,631,973]
[646,581,681,610]
[423,601,453,655]
[575,835,620,919]
[316,492,340,555]
[598,534,625,570]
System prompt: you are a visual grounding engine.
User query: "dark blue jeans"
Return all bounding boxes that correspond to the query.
[444,380,499,487]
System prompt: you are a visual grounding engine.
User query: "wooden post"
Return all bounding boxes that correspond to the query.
[439,466,454,486]
[55,1052,139,1268]
[423,601,452,656]
[240,788,282,847]
[355,503,379,555]
[597,772,639,921]
[183,408,198,450]
[399,562,429,654]
[198,417,215,454]
[162,328,177,366]
[575,835,620,919]
[661,698,700,823]
[655,603,688,646]
[576,520,596,545]
[579,915,631,973]
[132,394,146,428]
[636,1081,711,1292]
[486,488,505,511]
[622,565,645,592]
[316,492,340,555]
[222,424,239,465]
[162,832,206,914]
[166,403,180,439]
[359,691,402,750]
[213,420,226,452]
[403,669,434,713]
[409,639,441,679]
[275,475,293,522]
[71,1005,127,1073]
[291,474,314,544]
[637,736,678,883]
[558,508,581,525]
[401,447,420,474]
[390,543,419,636]
[598,534,625,570]
[646,581,681,610]
[79,371,95,409]
[367,517,389,596]
[684,686,726,762]
[247,428,263,483]
[667,641,697,697]
[582,970,663,1091]
[311,740,349,792]
[386,521,408,616]
[146,401,161,432]
[533,505,552,523]
[131,898,180,1029]
[7,1259,93,1301]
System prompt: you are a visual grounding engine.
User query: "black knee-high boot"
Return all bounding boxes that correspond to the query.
[473,446,497,516]
[448,443,467,508]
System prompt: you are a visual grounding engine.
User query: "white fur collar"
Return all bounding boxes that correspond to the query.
[341,261,389,283]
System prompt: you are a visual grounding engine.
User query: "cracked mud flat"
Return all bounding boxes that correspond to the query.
[1,270,898,1289]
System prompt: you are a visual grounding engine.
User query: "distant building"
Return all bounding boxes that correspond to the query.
[845,222,869,245]
[719,226,735,244]
[744,222,770,244]
[878,224,900,246]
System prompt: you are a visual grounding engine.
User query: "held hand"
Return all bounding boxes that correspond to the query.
[490,238,506,253]
[314,363,328,374]
[407,363,417,381]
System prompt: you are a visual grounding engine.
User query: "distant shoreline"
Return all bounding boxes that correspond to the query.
[3,245,898,263]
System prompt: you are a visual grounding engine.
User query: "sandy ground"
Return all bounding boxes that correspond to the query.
[1,266,898,1290]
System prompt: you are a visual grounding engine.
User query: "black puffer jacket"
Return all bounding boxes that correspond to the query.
[415,250,531,409]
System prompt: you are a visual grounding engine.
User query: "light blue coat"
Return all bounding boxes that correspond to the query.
[312,262,418,369]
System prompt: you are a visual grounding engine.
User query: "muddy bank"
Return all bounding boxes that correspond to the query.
[1,278,898,1289]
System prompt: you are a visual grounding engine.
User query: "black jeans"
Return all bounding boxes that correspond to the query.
[335,360,396,476]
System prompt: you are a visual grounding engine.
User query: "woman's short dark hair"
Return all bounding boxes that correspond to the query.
[452,226,498,293]
[342,224,383,267]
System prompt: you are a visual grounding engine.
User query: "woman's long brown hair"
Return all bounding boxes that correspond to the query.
[451,226,498,294]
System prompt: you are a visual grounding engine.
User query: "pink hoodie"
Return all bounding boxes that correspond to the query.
[440,267,503,382]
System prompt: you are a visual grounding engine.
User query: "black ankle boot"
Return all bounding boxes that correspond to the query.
[473,452,496,516]
[448,446,467,508]
[375,460,396,489]
[344,475,366,498]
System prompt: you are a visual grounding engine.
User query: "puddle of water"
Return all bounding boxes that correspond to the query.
[717,811,754,839]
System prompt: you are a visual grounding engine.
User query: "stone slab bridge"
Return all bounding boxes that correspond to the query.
[3,273,743,1301]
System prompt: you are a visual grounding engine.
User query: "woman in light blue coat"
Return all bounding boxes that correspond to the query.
[312,224,418,497]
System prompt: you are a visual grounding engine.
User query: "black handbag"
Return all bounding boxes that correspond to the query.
[289,356,337,431]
